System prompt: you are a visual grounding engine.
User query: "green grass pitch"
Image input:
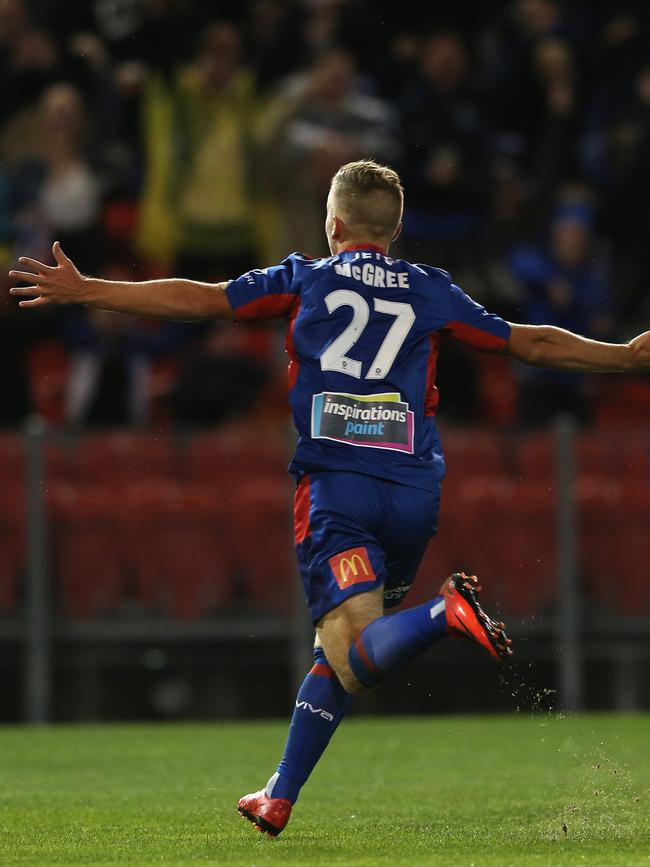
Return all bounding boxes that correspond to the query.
[1,714,649,866]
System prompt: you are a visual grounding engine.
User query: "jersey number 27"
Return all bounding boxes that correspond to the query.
[320,289,415,380]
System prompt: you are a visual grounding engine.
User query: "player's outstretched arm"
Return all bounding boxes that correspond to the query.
[505,323,650,372]
[9,242,233,321]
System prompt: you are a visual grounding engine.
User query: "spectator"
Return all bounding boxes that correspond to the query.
[137,20,258,280]
[62,307,150,428]
[259,47,399,258]
[245,0,305,91]
[397,32,486,277]
[4,2,650,430]
[9,83,104,271]
[169,323,270,427]
[509,200,612,424]
[604,65,650,323]
[0,274,56,426]
[60,264,199,428]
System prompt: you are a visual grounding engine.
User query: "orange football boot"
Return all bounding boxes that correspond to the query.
[237,789,292,837]
[440,572,513,660]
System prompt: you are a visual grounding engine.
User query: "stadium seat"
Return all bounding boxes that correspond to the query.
[514,432,554,482]
[442,430,511,490]
[73,432,181,484]
[27,341,70,425]
[0,482,25,615]
[476,354,517,426]
[593,376,650,427]
[0,434,24,486]
[221,479,295,613]
[122,481,231,619]
[619,431,650,483]
[452,479,557,618]
[578,477,650,615]
[575,433,618,481]
[49,483,125,619]
[406,521,464,608]
[186,430,288,499]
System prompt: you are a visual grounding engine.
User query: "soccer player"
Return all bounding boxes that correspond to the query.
[10,161,650,837]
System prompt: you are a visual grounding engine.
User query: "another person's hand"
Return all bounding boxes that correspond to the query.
[9,242,87,308]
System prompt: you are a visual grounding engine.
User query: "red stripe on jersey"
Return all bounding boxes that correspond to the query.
[285,297,301,390]
[233,292,297,321]
[445,321,507,352]
[310,662,334,679]
[425,332,441,417]
[293,474,311,544]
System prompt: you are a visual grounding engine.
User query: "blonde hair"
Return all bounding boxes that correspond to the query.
[330,160,404,241]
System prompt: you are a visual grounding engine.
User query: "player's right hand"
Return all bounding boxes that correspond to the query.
[9,241,87,308]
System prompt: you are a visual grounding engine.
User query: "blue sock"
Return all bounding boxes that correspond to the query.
[266,647,353,804]
[348,595,448,688]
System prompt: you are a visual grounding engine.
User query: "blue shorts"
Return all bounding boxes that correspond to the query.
[293,471,440,623]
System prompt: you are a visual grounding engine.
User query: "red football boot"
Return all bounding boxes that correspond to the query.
[237,789,292,837]
[440,572,513,660]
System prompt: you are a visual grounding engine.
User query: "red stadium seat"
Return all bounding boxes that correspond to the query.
[122,481,231,619]
[407,522,464,608]
[27,341,70,425]
[515,432,554,482]
[0,434,24,486]
[578,477,650,615]
[48,483,125,619]
[452,478,557,618]
[619,432,650,482]
[186,430,287,501]
[442,430,511,490]
[575,433,618,481]
[0,482,25,615]
[0,437,68,615]
[73,432,181,484]
[477,354,517,426]
[222,479,295,613]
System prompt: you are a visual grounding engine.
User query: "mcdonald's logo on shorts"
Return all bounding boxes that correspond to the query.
[329,547,377,590]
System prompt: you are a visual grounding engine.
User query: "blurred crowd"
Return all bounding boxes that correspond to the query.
[2,0,650,431]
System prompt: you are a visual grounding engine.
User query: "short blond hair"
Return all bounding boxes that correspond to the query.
[330,160,404,241]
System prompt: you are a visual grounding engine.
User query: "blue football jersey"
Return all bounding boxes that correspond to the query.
[225,246,510,491]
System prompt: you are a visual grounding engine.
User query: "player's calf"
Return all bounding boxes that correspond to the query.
[344,572,512,690]
[316,585,385,694]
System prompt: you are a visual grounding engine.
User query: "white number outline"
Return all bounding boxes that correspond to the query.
[320,290,415,380]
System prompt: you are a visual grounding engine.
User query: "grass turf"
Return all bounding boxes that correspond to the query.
[0,714,649,866]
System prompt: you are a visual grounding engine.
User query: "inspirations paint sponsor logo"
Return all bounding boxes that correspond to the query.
[329,547,377,590]
[311,392,414,453]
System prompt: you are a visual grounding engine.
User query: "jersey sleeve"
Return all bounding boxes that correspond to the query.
[442,282,511,352]
[225,255,299,321]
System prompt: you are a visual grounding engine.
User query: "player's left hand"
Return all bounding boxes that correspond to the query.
[628,331,650,370]
[9,241,87,308]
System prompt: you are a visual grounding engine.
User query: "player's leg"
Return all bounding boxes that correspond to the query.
[238,639,355,836]
[317,572,450,694]
[319,480,511,693]
[238,473,380,836]
[238,473,510,834]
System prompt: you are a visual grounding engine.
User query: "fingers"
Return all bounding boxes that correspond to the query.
[18,296,51,308]
[52,241,71,266]
[17,256,56,273]
[10,285,42,297]
[9,270,49,285]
